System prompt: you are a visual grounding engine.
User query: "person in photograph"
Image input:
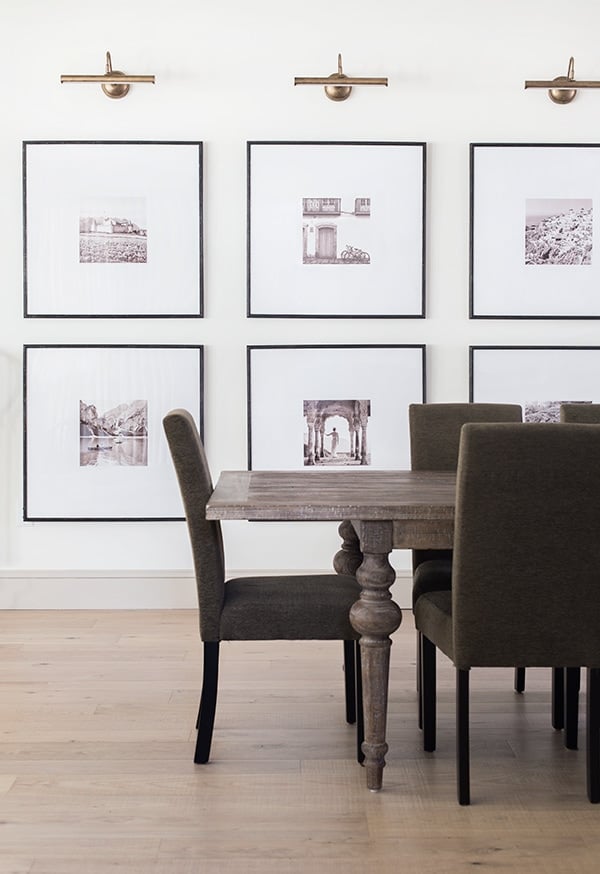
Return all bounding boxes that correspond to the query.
[326,426,339,457]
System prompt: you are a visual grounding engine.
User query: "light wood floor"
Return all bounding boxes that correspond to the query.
[0,609,598,873]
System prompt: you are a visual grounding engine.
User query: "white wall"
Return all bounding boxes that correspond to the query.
[1,0,599,606]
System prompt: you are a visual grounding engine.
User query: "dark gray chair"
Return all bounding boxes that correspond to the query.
[163,409,362,764]
[559,404,600,749]
[408,403,524,746]
[414,422,600,804]
[560,403,600,424]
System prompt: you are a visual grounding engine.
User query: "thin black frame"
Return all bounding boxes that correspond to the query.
[23,344,204,521]
[247,343,426,469]
[469,345,600,414]
[247,141,427,318]
[23,140,204,318]
[470,142,600,319]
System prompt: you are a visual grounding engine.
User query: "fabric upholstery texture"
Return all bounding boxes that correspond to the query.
[560,403,600,423]
[415,422,600,669]
[220,575,359,640]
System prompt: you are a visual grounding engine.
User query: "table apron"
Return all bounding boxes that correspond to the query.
[392,518,454,550]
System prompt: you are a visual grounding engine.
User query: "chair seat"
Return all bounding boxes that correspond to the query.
[220,574,361,641]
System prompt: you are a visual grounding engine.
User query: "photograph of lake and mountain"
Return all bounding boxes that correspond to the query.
[80,399,148,467]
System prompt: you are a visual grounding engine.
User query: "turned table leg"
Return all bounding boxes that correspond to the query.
[349,520,402,791]
[333,519,363,576]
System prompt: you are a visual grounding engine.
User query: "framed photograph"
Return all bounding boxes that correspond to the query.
[248,345,425,469]
[470,346,600,420]
[24,345,203,520]
[470,143,600,319]
[247,141,426,318]
[23,141,203,317]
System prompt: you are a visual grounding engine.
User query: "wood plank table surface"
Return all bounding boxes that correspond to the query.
[206,469,457,791]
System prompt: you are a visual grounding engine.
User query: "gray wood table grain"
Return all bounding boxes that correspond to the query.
[206,469,456,790]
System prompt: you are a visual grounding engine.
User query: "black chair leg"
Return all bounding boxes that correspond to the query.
[421,634,436,752]
[552,666,565,730]
[514,667,525,693]
[355,641,365,765]
[343,640,356,724]
[417,630,423,729]
[457,668,470,806]
[194,641,220,764]
[587,667,600,803]
[565,666,581,750]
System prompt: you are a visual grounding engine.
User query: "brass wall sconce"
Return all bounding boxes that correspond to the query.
[294,54,387,102]
[524,56,600,104]
[60,51,155,99]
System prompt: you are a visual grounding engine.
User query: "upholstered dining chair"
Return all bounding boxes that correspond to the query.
[414,422,600,804]
[560,403,600,424]
[558,403,600,750]
[163,408,363,765]
[408,403,523,747]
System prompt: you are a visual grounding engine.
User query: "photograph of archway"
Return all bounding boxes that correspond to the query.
[303,400,371,466]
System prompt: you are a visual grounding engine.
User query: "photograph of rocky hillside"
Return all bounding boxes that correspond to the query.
[525,198,592,265]
[524,400,592,422]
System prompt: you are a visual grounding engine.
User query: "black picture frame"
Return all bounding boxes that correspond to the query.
[23,140,203,318]
[470,345,600,420]
[247,344,426,469]
[470,143,600,319]
[23,344,203,521]
[247,141,426,318]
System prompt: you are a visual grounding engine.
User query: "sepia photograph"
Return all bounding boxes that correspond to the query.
[303,400,371,466]
[79,197,148,264]
[525,198,592,266]
[80,399,148,466]
[302,197,371,265]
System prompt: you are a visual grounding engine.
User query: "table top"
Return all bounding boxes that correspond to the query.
[206,469,456,522]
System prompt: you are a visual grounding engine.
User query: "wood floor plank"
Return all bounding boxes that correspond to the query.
[0,608,599,873]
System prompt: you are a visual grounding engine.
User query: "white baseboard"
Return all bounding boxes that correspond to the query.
[0,569,413,610]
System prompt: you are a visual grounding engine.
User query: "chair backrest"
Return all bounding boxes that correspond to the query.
[452,422,600,669]
[560,403,600,423]
[409,403,523,470]
[163,409,225,641]
[409,403,523,568]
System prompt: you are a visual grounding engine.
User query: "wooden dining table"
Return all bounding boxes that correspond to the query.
[205,468,456,791]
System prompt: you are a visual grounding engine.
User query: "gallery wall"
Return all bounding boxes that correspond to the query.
[1,0,599,607]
